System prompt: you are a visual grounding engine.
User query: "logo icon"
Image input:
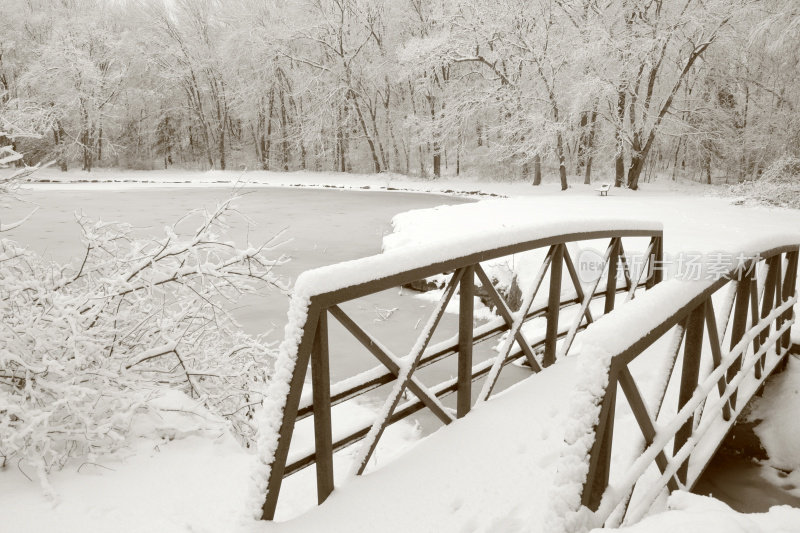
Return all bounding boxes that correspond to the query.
[577,248,606,284]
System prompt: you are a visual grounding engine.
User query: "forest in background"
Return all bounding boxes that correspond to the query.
[0,0,798,189]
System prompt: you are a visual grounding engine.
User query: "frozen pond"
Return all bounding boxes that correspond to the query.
[2,185,482,385]
[3,185,538,442]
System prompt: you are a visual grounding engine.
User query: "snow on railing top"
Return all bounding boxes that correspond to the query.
[550,234,800,531]
[294,217,663,300]
[577,235,800,360]
[248,217,663,521]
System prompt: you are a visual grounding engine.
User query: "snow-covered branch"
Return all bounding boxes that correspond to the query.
[0,197,286,488]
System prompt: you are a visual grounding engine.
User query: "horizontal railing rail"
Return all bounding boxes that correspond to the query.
[258,221,664,520]
[580,243,799,528]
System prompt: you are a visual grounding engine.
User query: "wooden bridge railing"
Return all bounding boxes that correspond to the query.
[581,243,799,528]
[259,223,664,520]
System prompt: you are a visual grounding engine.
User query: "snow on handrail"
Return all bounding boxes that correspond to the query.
[294,218,662,302]
[251,218,665,521]
[557,237,800,530]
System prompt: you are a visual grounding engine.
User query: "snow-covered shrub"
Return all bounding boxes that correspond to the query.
[731,156,800,209]
[0,143,39,198]
[0,197,284,485]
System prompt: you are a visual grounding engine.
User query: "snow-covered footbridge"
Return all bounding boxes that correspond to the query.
[252,220,799,532]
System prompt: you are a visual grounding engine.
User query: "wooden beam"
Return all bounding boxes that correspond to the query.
[617,241,634,292]
[618,366,679,491]
[749,277,763,377]
[458,266,475,418]
[312,229,663,307]
[775,256,783,353]
[781,251,798,349]
[475,264,542,371]
[544,244,564,366]
[559,240,616,358]
[328,305,454,424]
[283,325,594,477]
[311,311,334,504]
[476,248,556,401]
[674,301,705,485]
[727,274,751,418]
[652,320,686,420]
[626,240,655,302]
[646,236,664,289]
[354,269,463,475]
[563,245,594,323]
[605,238,620,314]
[704,300,731,421]
[581,377,617,511]
[261,305,321,520]
[756,257,779,378]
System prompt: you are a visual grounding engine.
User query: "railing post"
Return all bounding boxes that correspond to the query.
[311,311,334,504]
[581,374,617,511]
[726,269,752,420]
[646,235,664,289]
[781,250,798,350]
[775,255,783,354]
[544,244,564,367]
[261,306,320,520]
[674,301,705,484]
[749,276,762,377]
[457,265,475,418]
[704,303,731,421]
[605,238,620,313]
[756,256,780,378]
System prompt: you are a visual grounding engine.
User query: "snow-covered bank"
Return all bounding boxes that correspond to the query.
[747,357,800,501]
[13,168,504,197]
[0,391,420,533]
[10,167,708,199]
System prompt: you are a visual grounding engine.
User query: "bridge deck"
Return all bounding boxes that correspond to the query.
[261,356,585,533]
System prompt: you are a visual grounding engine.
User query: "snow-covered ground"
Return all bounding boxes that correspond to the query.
[593,490,800,533]
[2,170,800,532]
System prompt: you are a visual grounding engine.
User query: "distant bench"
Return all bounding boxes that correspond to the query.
[595,183,611,196]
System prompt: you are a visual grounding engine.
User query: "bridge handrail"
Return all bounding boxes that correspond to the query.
[255,219,664,520]
[570,239,799,528]
[293,219,662,304]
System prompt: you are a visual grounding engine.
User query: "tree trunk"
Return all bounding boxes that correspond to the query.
[583,109,598,185]
[431,102,441,179]
[296,98,307,170]
[53,122,68,171]
[627,153,645,190]
[533,154,542,185]
[584,157,593,185]
[615,90,626,187]
[97,124,103,162]
[556,132,568,190]
[577,111,588,174]
[337,103,348,173]
[218,114,226,171]
[349,90,381,173]
[671,138,682,181]
[262,88,275,170]
[279,90,289,171]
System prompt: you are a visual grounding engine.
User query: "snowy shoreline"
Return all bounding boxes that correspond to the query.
[9,167,718,199]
